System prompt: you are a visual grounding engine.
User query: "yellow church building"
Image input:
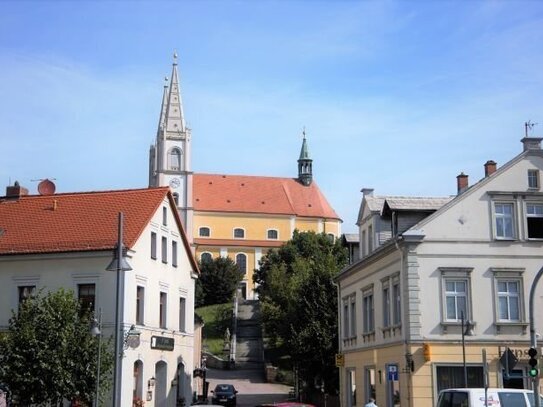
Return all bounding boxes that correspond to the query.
[149,55,341,299]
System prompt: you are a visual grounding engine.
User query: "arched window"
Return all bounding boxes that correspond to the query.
[233,228,245,239]
[169,148,182,171]
[236,253,247,274]
[267,229,278,240]
[133,360,143,402]
[199,227,210,237]
[200,252,212,263]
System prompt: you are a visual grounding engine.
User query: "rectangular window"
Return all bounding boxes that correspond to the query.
[497,280,520,321]
[151,232,157,260]
[160,292,167,329]
[343,301,349,339]
[162,207,168,226]
[179,297,186,332]
[350,296,356,337]
[162,236,167,263]
[362,290,374,334]
[368,225,373,253]
[445,280,467,321]
[361,230,366,257]
[136,286,145,325]
[78,284,96,313]
[18,285,36,305]
[383,286,391,328]
[392,280,401,325]
[528,169,539,189]
[526,203,543,239]
[436,365,484,392]
[172,241,178,267]
[495,203,514,239]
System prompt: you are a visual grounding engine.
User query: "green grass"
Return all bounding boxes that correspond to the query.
[195,303,234,356]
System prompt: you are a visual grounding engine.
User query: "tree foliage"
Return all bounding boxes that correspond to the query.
[254,230,348,393]
[0,288,114,406]
[196,256,244,307]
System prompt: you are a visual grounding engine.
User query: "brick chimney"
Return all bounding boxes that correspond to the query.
[484,160,497,177]
[5,181,29,199]
[457,173,468,194]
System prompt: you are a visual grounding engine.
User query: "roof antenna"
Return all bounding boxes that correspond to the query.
[525,120,538,137]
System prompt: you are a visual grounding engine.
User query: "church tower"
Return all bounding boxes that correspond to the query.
[149,53,193,242]
[297,130,313,186]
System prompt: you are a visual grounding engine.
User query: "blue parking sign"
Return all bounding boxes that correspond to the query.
[387,365,399,381]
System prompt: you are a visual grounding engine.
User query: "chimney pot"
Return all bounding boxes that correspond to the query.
[484,160,497,177]
[457,173,469,195]
[361,188,374,196]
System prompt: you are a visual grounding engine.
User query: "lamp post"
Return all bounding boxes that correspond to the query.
[90,309,102,407]
[106,212,132,407]
[461,310,474,388]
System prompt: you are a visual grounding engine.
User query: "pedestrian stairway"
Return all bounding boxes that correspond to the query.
[235,300,264,370]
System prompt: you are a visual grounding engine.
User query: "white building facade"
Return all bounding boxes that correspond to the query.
[337,136,543,407]
[0,186,199,406]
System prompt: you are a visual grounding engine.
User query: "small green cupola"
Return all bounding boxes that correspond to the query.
[297,130,313,186]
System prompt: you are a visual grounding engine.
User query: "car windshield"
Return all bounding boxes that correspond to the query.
[215,385,234,392]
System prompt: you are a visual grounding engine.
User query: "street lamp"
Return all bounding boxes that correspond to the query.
[106,212,132,407]
[461,310,474,388]
[90,309,102,407]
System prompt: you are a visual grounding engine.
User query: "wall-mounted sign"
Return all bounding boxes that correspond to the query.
[151,336,174,351]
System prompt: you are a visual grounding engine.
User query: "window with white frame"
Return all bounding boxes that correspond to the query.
[440,268,472,323]
[160,292,167,329]
[361,230,366,257]
[199,227,210,237]
[349,295,357,337]
[136,286,145,325]
[162,207,167,226]
[392,277,401,325]
[494,202,515,239]
[492,268,525,324]
[179,297,186,332]
[528,169,540,189]
[233,228,245,239]
[267,229,278,240]
[78,283,96,314]
[343,300,350,339]
[368,225,373,253]
[526,203,543,239]
[236,253,247,274]
[200,252,212,263]
[151,232,157,260]
[172,241,178,267]
[382,284,391,328]
[18,285,36,305]
[362,287,374,334]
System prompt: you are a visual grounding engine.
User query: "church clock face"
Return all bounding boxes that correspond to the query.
[169,177,181,189]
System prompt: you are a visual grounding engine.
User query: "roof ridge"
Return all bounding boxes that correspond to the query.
[3,186,169,200]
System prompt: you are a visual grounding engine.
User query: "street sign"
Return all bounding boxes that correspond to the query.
[500,347,518,373]
[335,353,345,367]
[387,365,399,381]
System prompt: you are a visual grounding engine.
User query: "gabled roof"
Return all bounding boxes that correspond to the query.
[193,173,341,220]
[0,187,197,272]
[365,196,386,212]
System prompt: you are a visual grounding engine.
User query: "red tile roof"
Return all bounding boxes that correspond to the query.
[0,187,196,271]
[193,174,341,220]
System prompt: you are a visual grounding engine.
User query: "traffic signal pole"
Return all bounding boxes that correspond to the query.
[529,265,543,407]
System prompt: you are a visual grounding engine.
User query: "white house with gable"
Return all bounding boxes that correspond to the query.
[336,134,543,407]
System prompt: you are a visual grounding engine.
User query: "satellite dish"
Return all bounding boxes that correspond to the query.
[37,179,56,196]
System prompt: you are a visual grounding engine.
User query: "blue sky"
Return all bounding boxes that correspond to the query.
[1,1,543,233]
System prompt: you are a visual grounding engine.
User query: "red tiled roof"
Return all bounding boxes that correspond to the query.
[0,187,195,268]
[193,174,341,220]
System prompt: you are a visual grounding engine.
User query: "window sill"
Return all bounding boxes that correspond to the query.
[362,332,375,342]
[381,324,402,338]
[494,237,516,242]
[495,321,528,334]
[440,321,477,334]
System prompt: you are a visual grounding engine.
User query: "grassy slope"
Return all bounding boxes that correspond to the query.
[195,303,233,356]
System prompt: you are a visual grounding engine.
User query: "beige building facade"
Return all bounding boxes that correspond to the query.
[337,135,543,407]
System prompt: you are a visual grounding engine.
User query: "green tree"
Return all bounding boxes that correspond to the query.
[254,230,348,394]
[196,256,244,306]
[0,288,114,406]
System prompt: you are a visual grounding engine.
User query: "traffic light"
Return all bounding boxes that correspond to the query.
[528,347,538,377]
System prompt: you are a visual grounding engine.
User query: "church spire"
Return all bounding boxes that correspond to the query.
[297,128,313,186]
[164,52,186,133]
[157,76,169,136]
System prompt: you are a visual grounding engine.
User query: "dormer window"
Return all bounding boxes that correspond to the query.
[233,228,245,239]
